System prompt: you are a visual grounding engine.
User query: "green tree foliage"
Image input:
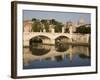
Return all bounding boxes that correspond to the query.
[55,22,63,32]
[32,18,37,21]
[31,18,63,32]
[41,19,49,32]
[76,25,91,34]
[50,19,57,25]
[50,19,63,32]
[32,19,41,32]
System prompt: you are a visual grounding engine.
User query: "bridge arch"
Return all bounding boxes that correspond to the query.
[55,35,71,43]
[27,32,71,40]
[53,34,71,40]
[29,35,51,45]
[29,35,51,40]
[55,35,70,40]
[28,33,52,40]
[24,32,73,46]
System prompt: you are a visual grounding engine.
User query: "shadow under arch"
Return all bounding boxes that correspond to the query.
[56,35,70,38]
[29,35,52,56]
[29,35,51,45]
[55,36,70,52]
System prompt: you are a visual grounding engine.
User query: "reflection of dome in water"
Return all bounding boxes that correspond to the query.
[30,44,51,56]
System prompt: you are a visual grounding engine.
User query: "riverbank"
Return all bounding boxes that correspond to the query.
[23,42,90,48]
[61,42,90,46]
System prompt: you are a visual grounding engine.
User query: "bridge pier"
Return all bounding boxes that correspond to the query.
[43,39,55,44]
[50,39,55,44]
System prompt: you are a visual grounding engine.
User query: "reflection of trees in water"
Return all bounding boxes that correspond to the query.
[55,55,63,62]
[29,42,90,58]
[23,44,90,66]
[72,45,90,59]
[44,57,51,61]
[78,54,90,59]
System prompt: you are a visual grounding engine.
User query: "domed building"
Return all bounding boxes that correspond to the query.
[78,17,85,26]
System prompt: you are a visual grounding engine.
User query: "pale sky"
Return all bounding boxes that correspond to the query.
[23,10,91,24]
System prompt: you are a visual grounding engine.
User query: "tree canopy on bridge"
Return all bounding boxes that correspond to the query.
[31,18,64,32]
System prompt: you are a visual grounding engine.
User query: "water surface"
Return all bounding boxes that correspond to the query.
[23,43,90,69]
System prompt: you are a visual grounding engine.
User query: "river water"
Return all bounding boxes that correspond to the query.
[23,43,90,69]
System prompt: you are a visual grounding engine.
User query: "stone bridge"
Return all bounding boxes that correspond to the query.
[23,32,89,46]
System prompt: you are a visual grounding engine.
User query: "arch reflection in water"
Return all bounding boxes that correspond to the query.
[29,43,51,56]
[23,44,90,69]
[55,43,69,52]
[29,36,51,56]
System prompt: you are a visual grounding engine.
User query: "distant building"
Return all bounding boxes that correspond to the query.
[78,17,85,26]
[24,20,33,32]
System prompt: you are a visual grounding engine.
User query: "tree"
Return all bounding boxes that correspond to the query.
[32,19,41,32]
[32,18,37,21]
[76,25,91,34]
[41,19,49,32]
[31,18,64,33]
[50,19,63,32]
[50,19,57,25]
[55,22,63,32]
